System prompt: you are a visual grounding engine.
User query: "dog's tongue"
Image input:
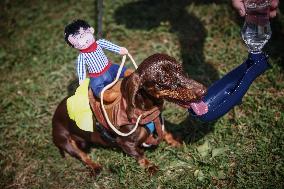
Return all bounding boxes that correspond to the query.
[190,101,208,116]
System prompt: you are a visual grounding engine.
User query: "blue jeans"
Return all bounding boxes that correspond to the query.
[90,63,127,98]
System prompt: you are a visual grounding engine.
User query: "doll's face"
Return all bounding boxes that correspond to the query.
[68,27,95,50]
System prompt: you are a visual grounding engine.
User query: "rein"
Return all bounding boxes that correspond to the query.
[100,53,142,137]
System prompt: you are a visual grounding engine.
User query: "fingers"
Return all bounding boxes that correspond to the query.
[119,47,128,55]
[271,0,279,9]
[269,9,277,18]
[232,0,279,18]
[270,0,279,18]
[232,0,246,17]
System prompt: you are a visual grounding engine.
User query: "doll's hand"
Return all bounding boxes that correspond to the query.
[119,47,128,55]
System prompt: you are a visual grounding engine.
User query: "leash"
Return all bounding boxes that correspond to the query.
[100,53,142,137]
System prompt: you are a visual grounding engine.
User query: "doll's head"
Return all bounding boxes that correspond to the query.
[64,19,95,50]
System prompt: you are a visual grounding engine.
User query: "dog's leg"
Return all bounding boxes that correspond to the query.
[52,98,102,176]
[117,127,159,174]
[163,130,182,147]
[137,156,159,175]
[153,116,181,147]
[119,140,158,174]
[64,137,102,175]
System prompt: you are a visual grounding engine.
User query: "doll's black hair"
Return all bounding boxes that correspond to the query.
[64,19,91,47]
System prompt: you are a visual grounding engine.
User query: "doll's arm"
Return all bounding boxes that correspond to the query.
[76,54,87,85]
[97,39,127,54]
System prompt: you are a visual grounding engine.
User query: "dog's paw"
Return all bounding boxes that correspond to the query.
[163,132,182,148]
[147,164,159,175]
[89,164,103,177]
[138,158,159,175]
[169,140,182,148]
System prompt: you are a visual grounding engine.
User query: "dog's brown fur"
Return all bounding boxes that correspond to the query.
[52,53,206,175]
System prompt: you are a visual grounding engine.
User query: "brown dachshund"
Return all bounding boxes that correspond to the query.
[52,53,207,175]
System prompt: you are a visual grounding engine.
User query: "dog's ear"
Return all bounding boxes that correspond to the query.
[122,72,141,120]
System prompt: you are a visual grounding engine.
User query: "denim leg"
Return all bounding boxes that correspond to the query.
[89,64,126,98]
[90,77,105,98]
[109,63,127,79]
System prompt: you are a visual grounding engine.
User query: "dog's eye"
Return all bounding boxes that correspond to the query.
[170,78,181,89]
[172,84,178,89]
[155,83,162,90]
[156,83,172,90]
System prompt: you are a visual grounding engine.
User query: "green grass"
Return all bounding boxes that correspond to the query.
[1,0,283,188]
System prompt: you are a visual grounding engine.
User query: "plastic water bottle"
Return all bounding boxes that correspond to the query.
[241,0,272,53]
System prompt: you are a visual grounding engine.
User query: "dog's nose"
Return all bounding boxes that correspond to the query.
[196,87,207,97]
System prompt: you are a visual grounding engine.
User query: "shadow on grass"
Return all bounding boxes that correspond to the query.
[164,118,216,144]
[268,15,284,69]
[114,0,226,85]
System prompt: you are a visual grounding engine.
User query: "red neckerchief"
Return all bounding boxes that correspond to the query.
[80,42,98,53]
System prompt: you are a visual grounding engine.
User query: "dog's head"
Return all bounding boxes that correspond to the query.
[122,53,207,118]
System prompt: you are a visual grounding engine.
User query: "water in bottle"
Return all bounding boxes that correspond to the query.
[241,0,272,53]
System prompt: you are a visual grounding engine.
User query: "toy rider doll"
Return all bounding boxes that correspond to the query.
[64,19,133,103]
[64,19,156,139]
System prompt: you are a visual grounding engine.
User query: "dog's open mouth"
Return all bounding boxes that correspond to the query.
[174,99,208,116]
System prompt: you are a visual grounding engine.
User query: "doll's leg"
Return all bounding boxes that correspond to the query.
[90,77,115,102]
[109,63,134,78]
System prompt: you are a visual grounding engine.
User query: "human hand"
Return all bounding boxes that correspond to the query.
[232,0,279,18]
[119,47,128,55]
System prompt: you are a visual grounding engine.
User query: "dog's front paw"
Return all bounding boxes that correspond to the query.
[163,132,182,148]
[138,158,159,175]
[169,140,182,147]
[147,164,159,175]
[89,163,103,177]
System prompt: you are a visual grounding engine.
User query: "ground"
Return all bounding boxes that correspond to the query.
[0,0,283,188]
